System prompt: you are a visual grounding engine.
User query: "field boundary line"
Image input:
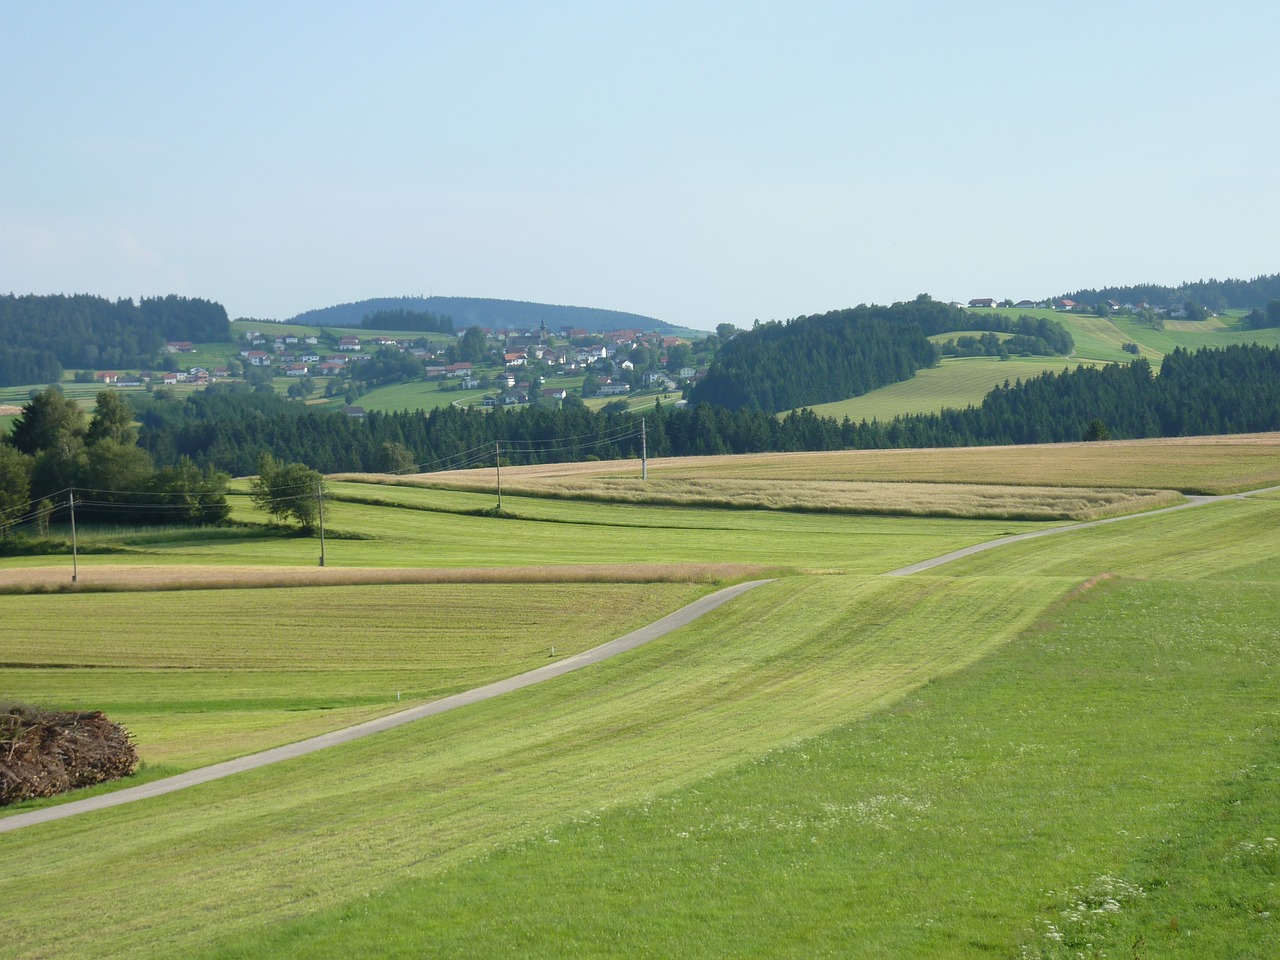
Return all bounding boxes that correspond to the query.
[884,484,1280,576]
[0,579,774,834]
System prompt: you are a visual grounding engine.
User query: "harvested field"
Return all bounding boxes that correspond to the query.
[370,432,1280,495]
[344,474,1183,521]
[0,562,772,595]
[0,404,21,416]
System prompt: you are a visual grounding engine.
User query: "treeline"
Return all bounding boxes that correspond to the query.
[362,308,454,333]
[689,298,945,412]
[937,313,1074,358]
[1,389,230,533]
[1058,273,1280,312]
[0,294,231,387]
[130,345,1280,479]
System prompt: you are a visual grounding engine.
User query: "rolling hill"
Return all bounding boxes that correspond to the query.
[287,296,675,334]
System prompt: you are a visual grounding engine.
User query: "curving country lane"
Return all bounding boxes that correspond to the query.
[0,578,774,834]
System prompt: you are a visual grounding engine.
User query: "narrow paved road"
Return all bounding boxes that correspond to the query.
[884,484,1280,576]
[0,579,774,834]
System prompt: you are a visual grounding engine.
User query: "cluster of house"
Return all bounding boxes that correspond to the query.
[964,297,1193,316]
[94,366,230,387]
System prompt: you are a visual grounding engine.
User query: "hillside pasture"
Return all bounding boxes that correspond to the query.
[343,378,488,412]
[363,473,1182,521]
[791,355,1098,422]
[414,432,1280,495]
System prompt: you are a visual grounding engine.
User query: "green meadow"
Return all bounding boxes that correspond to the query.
[1,448,1278,958]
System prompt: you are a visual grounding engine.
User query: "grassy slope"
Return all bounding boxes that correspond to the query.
[344,377,487,412]
[788,356,1091,422]
[227,572,1278,960]
[2,572,1078,959]
[4,493,1277,958]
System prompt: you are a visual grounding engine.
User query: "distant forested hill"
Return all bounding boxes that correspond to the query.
[0,294,230,387]
[287,296,674,333]
[1058,273,1280,311]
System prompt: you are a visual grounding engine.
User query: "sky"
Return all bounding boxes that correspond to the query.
[3,1,1278,329]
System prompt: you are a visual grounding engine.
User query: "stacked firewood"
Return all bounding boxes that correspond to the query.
[0,704,139,806]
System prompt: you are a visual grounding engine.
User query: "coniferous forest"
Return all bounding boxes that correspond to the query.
[0,294,230,386]
[123,344,1280,477]
[688,296,1072,412]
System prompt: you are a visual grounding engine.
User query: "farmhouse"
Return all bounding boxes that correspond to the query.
[967,298,997,308]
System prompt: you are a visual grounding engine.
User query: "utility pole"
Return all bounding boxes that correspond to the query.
[495,441,502,512]
[641,419,648,480]
[68,490,78,583]
[317,481,326,567]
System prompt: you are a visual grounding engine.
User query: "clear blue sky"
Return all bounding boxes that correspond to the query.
[3,1,1278,328]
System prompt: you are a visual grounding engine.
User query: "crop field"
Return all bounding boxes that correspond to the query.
[3,440,1278,958]
[797,356,1098,422]
[373,473,1182,521]
[419,432,1280,495]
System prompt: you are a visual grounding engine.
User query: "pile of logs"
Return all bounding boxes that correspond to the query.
[0,704,138,806]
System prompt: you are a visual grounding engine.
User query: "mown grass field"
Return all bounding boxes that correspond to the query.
[421,433,1280,495]
[2,476,1278,957]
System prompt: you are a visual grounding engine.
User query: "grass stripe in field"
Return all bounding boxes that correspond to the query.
[0,574,1076,959]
